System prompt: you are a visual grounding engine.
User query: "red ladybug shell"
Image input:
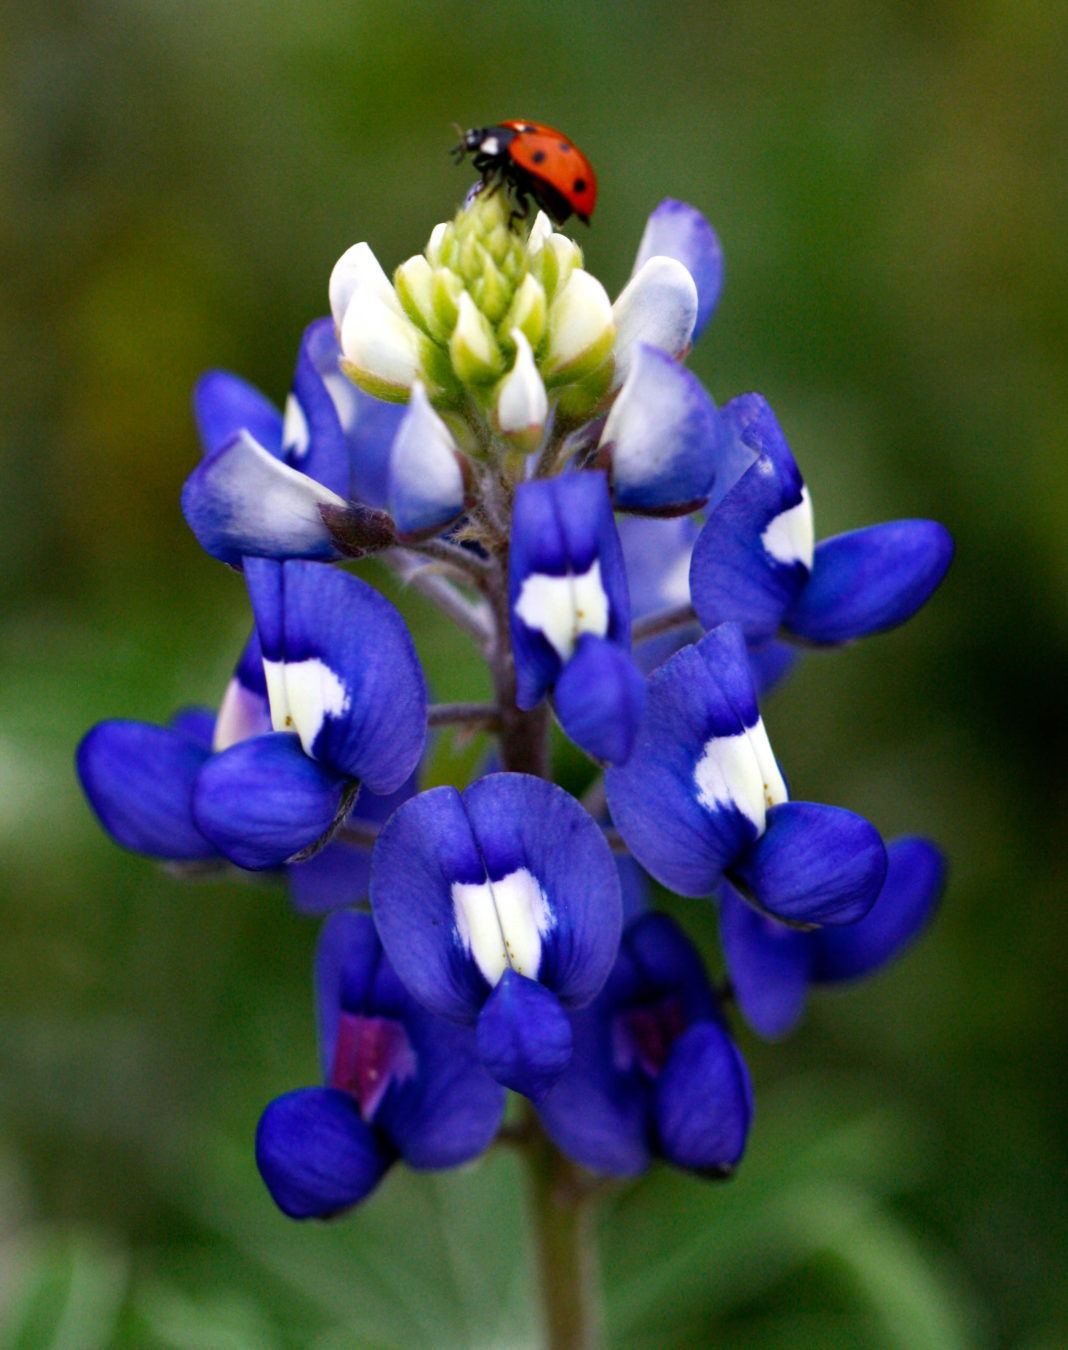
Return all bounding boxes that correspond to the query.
[455,120,598,226]
[499,121,598,225]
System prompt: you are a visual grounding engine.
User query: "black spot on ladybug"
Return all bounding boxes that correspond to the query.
[558,142,573,152]
[573,177,587,193]
[531,149,547,164]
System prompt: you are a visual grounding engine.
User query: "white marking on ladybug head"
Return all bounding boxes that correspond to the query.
[480,135,501,156]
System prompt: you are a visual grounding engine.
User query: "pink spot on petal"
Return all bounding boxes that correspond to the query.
[329,1012,417,1121]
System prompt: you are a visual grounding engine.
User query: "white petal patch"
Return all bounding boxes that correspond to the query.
[282,393,310,462]
[262,657,350,759]
[693,716,788,834]
[451,866,554,986]
[761,487,814,569]
[212,677,271,752]
[514,560,609,661]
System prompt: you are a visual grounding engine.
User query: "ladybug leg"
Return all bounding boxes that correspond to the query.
[507,190,531,232]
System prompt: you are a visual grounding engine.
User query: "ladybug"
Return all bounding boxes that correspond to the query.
[452,120,597,227]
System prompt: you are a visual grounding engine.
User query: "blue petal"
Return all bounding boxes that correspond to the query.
[77,720,215,861]
[718,882,811,1039]
[732,802,888,925]
[181,432,346,565]
[704,392,768,513]
[655,1022,753,1175]
[690,397,811,643]
[605,626,768,897]
[476,970,573,1102]
[510,472,631,710]
[379,1011,505,1167]
[169,706,216,750]
[286,318,352,499]
[193,370,283,458]
[326,373,406,509]
[603,345,720,513]
[538,1002,652,1175]
[370,785,493,1023]
[784,520,954,644]
[631,200,724,341]
[811,836,946,982]
[244,559,427,793]
[624,911,720,1025]
[192,732,351,870]
[256,1087,393,1218]
[554,635,646,765]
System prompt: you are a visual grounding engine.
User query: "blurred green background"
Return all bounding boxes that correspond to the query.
[2,1,1066,1346]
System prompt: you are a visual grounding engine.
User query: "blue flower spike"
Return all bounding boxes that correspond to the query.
[690,393,954,647]
[721,836,947,1039]
[538,913,752,1177]
[370,774,622,1101]
[193,559,427,870]
[605,623,887,925]
[257,911,504,1218]
[78,179,954,1226]
[509,472,645,764]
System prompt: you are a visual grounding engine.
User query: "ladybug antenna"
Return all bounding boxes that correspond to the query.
[450,122,467,161]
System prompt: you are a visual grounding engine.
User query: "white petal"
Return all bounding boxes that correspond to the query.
[514,560,609,661]
[340,288,422,394]
[263,656,350,759]
[496,329,548,436]
[762,486,814,569]
[451,866,554,985]
[281,392,310,462]
[212,678,271,752]
[329,242,400,331]
[389,379,465,532]
[611,256,698,387]
[693,716,788,832]
[544,270,615,379]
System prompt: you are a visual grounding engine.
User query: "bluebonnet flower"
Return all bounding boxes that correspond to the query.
[539,912,752,1177]
[605,622,887,925]
[194,558,427,869]
[78,559,427,873]
[257,910,504,1218]
[509,472,645,764]
[370,773,622,1102]
[719,836,946,1039]
[182,317,402,564]
[689,393,954,649]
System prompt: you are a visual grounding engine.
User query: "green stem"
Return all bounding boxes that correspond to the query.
[524,1120,604,1350]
